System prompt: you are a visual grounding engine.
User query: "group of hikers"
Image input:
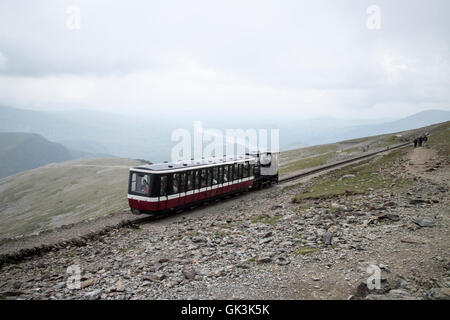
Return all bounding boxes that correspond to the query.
[413,134,428,148]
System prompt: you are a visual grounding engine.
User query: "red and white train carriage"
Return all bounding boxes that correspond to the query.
[128,152,278,214]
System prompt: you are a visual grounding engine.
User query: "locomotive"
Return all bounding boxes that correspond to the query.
[127,152,279,214]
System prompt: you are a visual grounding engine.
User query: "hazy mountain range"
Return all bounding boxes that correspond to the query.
[279,109,450,150]
[0,132,112,179]
[0,106,449,179]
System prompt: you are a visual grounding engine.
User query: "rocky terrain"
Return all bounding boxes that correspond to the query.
[0,125,449,300]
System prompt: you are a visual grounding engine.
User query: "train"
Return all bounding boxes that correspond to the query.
[127,151,279,214]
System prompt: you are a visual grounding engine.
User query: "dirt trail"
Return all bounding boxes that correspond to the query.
[408,147,436,172]
[406,146,450,185]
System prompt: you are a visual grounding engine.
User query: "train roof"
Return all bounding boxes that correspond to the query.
[131,155,255,173]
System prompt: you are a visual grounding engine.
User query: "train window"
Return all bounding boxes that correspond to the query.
[195,170,200,189]
[179,172,186,193]
[212,167,218,185]
[249,164,254,177]
[187,171,194,191]
[171,173,179,194]
[160,175,167,196]
[130,172,151,195]
[200,169,207,188]
[217,166,223,184]
[207,168,213,187]
[243,162,248,178]
[234,164,239,180]
[223,166,228,182]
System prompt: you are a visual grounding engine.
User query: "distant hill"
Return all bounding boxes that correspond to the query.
[337,110,450,142]
[282,109,450,149]
[0,132,112,179]
[0,106,175,162]
[0,132,74,179]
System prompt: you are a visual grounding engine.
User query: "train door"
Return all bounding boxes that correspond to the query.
[206,168,214,198]
[185,170,195,205]
[178,172,187,207]
[227,164,234,193]
[193,170,201,202]
[157,175,168,211]
[198,168,207,200]
[239,163,244,189]
[242,162,248,188]
[167,173,180,209]
[210,167,217,197]
[217,166,223,195]
[232,163,238,191]
[221,165,228,194]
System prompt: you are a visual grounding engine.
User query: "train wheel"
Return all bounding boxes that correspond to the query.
[131,208,141,215]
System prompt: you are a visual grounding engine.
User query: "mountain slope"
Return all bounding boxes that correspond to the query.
[0,132,74,179]
[0,158,145,239]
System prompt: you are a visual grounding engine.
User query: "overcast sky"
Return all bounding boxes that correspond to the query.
[0,0,449,120]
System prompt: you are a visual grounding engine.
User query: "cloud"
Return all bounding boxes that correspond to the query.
[0,51,6,69]
[0,0,449,120]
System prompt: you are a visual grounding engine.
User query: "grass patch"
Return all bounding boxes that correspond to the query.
[342,146,361,153]
[118,247,130,254]
[292,148,409,202]
[295,246,319,255]
[185,231,201,237]
[281,144,338,163]
[246,257,257,263]
[214,231,226,238]
[428,121,450,160]
[282,181,303,191]
[251,214,281,225]
[219,222,238,229]
[372,135,403,148]
[280,152,334,175]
